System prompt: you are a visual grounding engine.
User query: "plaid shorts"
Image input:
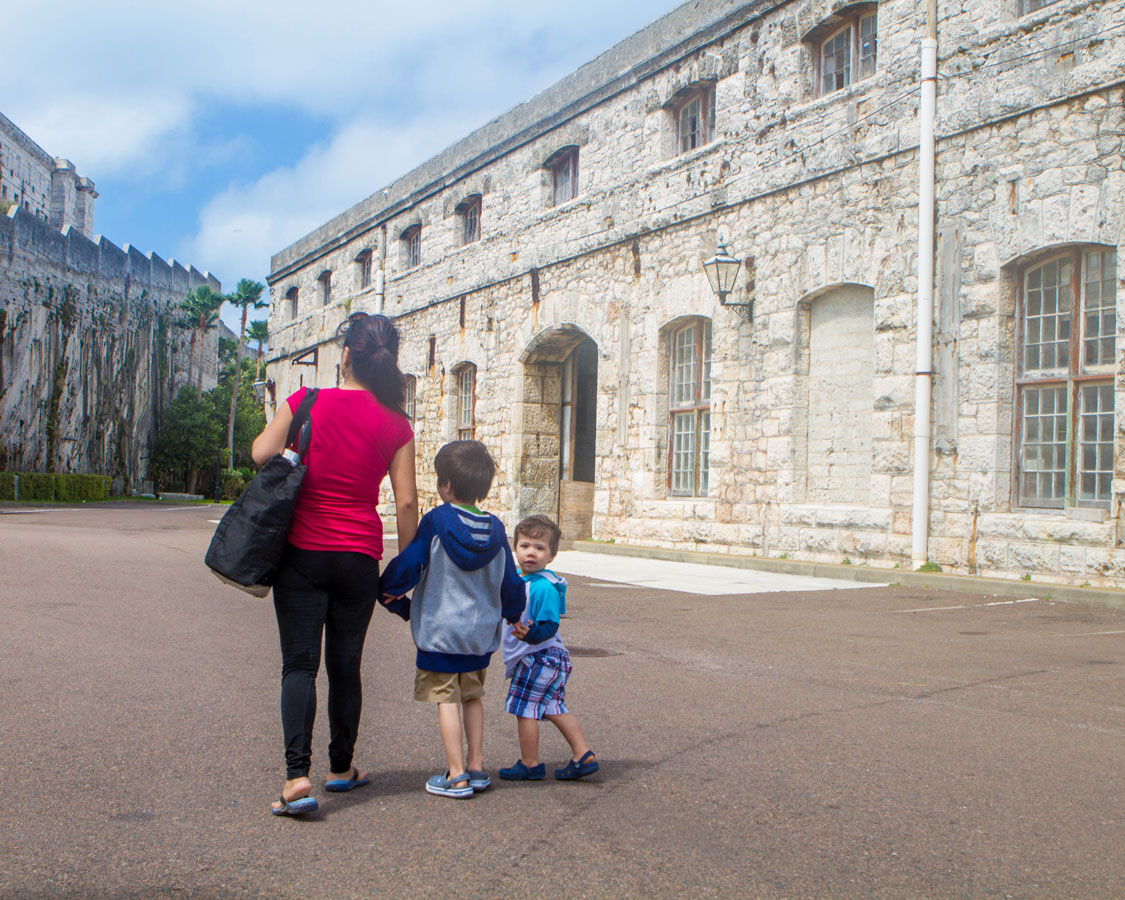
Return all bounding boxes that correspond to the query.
[505,647,572,720]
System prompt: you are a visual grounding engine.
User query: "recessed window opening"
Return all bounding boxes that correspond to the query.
[1020,0,1060,13]
[356,250,372,289]
[676,87,715,154]
[668,319,712,496]
[1017,247,1116,510]
[455,364,476,439]
[403,226,421,269]
[550,148,579,206]
[318,270,332,306]
[459,196,481,246]
[818,8,877,96]
[286,287,299,320]
[403,374,417,423]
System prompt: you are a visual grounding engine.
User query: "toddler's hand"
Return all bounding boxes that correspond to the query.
[510,621,529,639]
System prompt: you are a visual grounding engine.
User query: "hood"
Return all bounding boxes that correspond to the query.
[529,569,567,607]
[432,503,507,571]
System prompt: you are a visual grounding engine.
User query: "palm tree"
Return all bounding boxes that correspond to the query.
[225,279,267,469]
[247,318,269,378]
[180,285,224,396]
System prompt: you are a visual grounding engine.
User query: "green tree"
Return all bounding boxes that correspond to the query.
[247,318,269,378]
[225,279,267,470]
[151,386,222,494]
[180,285,224,396]
[214,355,267,469]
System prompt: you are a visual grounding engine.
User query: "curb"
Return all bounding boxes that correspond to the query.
[570,541,1125,612]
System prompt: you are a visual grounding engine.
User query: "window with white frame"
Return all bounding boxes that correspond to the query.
[356,249,372,289]
[817,7,878,96]
[668,319,712,496]
[318,270,332,306]
[403,226,421,269]
[550,147,579,206]
[675,86,715,154]
[403,374,416,423]
[459,196,481,246]
[1020,0,1060,13]
[286,287,298,320]
[1017,248,1116,510]
[455,364,476,439]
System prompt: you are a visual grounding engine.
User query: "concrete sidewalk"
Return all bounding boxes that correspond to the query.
[566,539,1125,610]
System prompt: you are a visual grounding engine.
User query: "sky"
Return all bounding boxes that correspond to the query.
[5,0,682,331]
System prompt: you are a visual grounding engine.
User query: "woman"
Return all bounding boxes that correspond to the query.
[251,312,418,816]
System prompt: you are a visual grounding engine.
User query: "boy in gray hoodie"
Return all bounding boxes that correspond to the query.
[380,441,525,798]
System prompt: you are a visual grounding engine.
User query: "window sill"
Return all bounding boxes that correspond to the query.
[1012,505,1109,523]
[786,70,890,125]
[647,139,730,178]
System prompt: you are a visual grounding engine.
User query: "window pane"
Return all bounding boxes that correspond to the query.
[821,27,852,94]
[1023,258,1072,373]
[463,202,480,244]
[1020,385,1067,507]
[858,13,877,80]
[1021,0,1061,13]
[1083,250,1116,367]
[1078,382,1114,507]
[699,410,710,494]
[404,376,416,422]
[458,367,474,431]
[671,412,696,494]
[701,321,712,404]
[679,98,702,153]
[672,325,698,408]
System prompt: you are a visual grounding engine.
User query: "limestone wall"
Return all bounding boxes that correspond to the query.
[265,0,1125,586]
[0,207,219,490]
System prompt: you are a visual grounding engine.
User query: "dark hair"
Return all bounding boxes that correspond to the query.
[337,312,406,416]
[434,440,495,504]
[514,515,563,556]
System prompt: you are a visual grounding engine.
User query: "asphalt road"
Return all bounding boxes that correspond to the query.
[1,502,1123,900]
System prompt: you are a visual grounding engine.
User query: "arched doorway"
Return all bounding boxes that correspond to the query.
[518,326,598,542]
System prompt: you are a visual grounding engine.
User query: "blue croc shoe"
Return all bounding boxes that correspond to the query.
[325,768,370,793]
[271,795,318,816]
[554,751,598,780]
[468,770,491,791]
[498,760,546,781]
[425,771,473,798]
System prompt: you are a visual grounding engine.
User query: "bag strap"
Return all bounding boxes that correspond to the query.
[286,388,319,457]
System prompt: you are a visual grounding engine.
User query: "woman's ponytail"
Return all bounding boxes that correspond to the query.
[339,313,406,417]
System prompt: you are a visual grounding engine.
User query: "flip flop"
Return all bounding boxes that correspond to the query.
[270,795,318,816]
[325,768,371,792]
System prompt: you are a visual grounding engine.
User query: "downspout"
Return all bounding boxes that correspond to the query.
[376,223,388,313]
[911,5,938,570]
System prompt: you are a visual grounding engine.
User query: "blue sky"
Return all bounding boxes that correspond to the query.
[5,0,681,331]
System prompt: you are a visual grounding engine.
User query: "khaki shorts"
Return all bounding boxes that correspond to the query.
[414,667,486,704]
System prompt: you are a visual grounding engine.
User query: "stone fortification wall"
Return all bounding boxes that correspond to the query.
[265,0,1125,586]
[0,207,219,489]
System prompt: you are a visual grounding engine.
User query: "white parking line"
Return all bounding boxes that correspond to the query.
[0,509,48,514]
[897,598,1042,613]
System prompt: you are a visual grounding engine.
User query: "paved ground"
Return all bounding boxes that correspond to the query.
[1,502,1123,899]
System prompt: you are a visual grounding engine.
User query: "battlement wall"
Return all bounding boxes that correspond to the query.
[0,207,221,489]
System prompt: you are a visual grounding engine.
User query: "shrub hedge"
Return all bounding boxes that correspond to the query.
[0,472,110,502]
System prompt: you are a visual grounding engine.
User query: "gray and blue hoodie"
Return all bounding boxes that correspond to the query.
[380,503,526,673]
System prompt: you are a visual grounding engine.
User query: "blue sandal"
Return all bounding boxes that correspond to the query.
[271,795,318,816]
[325,768,370,792]
[425,771,473,798]
[498,760,546,781]
[554,751,598,780]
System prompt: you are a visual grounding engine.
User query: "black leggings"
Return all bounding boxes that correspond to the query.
[272,544,379,779]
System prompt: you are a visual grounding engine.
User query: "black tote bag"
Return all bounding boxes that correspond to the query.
[204,389,319,596]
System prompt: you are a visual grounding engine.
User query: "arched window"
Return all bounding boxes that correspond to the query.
[457,196,481,246]
[317,270,332,306]
[355,249,373,289]
[547,147,579,206]
[668,318,711,496]
[1017,247,1116,509]
[285,287,299,320]
[813,5,878,96]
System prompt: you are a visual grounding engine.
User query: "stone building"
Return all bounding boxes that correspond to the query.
[265,0,1125,586]
[0,114,219,489]
[0,113,97,238]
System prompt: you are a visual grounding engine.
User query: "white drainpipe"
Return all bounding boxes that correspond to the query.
[911,25,938,570]
[375,269,385,314]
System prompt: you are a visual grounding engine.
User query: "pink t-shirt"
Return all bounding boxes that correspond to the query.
[285,386,413,559]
